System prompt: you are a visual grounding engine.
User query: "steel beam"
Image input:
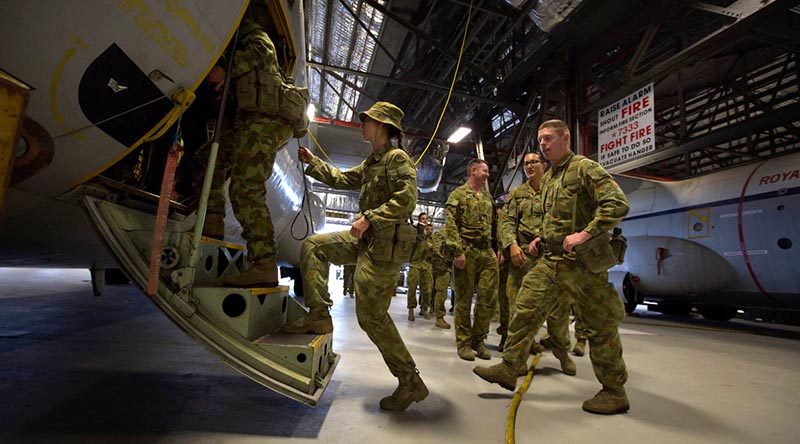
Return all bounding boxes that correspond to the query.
[606,101,800,173]
[307,61,513,106]
[361,0,494,80]
[582,0,797,117]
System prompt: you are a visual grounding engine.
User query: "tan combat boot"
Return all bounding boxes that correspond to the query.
[472,361,519,391]
[408,308,415,321]
[379,371,429,411]
[472,340,491,360]
[203,212,225,240]
[434,317,451,329]
[582,386,630,415]
[573,338,587,356]
[224,257,279,287]
[282,306,333,334]
[553,348,577,376]
[457,345,475,361]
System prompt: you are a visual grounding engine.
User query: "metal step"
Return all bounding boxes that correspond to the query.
[82,196,339,405]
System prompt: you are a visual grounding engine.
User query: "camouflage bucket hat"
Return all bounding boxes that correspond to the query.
[358,101,404,133]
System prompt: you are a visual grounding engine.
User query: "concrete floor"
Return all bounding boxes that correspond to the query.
[1,268,799,444]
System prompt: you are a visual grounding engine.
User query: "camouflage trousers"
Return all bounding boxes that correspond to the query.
[407,261,433,310]
[503,256,627,389]
[342,264,356,295]
[432,265,451,318]
[208,114,293,261]
[453,246,498,348]
[500,250,570,351]
[301,230,417,378]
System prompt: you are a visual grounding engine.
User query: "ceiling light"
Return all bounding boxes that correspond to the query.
[306,103,317,121]
[447,127,472,144]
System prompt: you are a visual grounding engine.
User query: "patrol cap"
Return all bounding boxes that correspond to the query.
[358,101,404,133]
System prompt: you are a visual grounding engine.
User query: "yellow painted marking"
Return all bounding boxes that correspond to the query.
[310,335,325,350]
[70,1,249,188]
[118,0,189,67]
[200,236,246,250]
[49,47,77,125]
[163,0,215,54]
[687,208,711,239]
[249,286,290,296]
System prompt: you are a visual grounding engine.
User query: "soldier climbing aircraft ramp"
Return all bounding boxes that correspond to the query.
[84,196,339,406]
[0,0,338,406]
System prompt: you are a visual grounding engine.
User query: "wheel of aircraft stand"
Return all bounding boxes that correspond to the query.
[697,304,737,321]
[622,274,639,313]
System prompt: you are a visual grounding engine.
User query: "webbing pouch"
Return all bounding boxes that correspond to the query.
[369,226,395,262]
[573,232,617,273]
[392,223,418,264]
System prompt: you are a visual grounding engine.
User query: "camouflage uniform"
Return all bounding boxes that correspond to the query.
[406,228,434,312]
[502,151,630,391]
[343,264,356,296]
[498,181,571,351]
[445,183,499,349]
[431,230,452,318]
[300,143,419,378]
[208,22,294,261]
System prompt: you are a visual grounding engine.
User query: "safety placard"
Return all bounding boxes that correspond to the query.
[598,82,655,168]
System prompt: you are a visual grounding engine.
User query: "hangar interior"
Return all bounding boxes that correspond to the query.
[1,0,799,443]
[307,0,800,203]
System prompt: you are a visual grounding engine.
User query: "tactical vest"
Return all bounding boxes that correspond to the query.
[235,33,310,132]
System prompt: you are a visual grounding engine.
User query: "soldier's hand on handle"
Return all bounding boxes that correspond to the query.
[528,237,541,256]
[510,243,527,267]
[350,216,371,240]
[563,231,593,253]
[298,146,315,163]
[454,253,466,270]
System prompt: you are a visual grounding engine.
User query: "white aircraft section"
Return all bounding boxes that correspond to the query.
[617,152,800,310]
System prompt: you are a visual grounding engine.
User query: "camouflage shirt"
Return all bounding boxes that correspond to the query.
[540,150,629,257]
[431,230,451,270]
[444,182,494,256]
[410,227,434,264]
[305,143,417,232]
[498,181,542,250]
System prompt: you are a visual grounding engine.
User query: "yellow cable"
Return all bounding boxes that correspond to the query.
[307,128,338,167]
[506,353,542,444]
[413,0,474,166]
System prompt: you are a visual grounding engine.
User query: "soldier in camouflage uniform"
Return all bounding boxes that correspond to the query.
[430,229,452,329]
[498,152,575,375]
[204,17,308,287]
[445,159,499,361]
[282,102,428,412]
[406,213,434,321]
[474,120,631,415]
[343,264,356,298]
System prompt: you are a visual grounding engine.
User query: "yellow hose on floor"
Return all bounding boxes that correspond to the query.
[506,353,542,444]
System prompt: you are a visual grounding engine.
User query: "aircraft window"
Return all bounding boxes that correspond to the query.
[777,205,785,211]
[692,222,704,232]
[777,238,792,250]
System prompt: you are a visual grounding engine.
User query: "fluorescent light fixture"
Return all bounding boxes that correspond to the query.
[447,127,472,143]
[306,103,317,121]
